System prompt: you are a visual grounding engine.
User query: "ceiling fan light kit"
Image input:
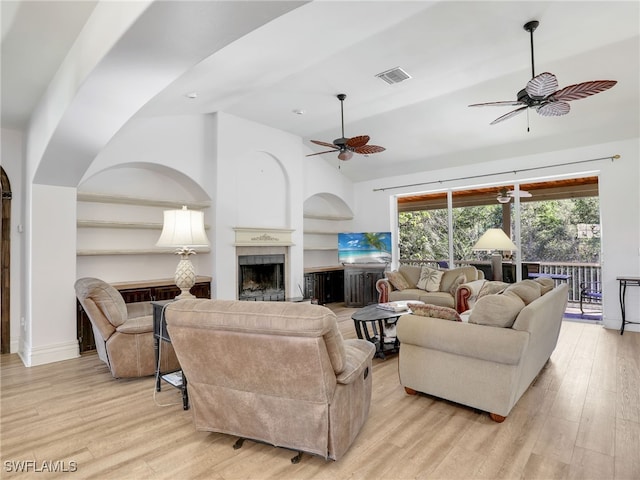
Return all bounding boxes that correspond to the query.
[307,94,386,161]
[469,20,617,125]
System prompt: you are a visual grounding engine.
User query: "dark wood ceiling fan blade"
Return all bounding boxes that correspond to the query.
[306,150,339,157]
[551,80,617,102]
[537,101,570,117]
[346,135,370,148]
[310,139,338,149]
[469,100,526,107]
[353,144,386,154]
[489,106,528,125]
[525,72,558,98]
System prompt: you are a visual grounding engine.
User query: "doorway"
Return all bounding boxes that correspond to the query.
[1,167,11,353]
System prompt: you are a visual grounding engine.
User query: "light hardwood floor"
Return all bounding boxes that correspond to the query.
[1,304,638,479]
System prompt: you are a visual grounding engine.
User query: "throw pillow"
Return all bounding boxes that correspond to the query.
[503,280,541,305]
[386,271,410,291]
[469,293,525,328]
[477,281,509,300]
[409,303,462,321]
[416,266,444,292]
[448,274,466,297]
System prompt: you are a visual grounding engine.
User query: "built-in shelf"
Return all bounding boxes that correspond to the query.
[77,220,211,230]
[303,213,353,221]
[77,192,210,209]
[77,248,211,256]
[77,220,162,229]
[76,192,212,257]
[304,246,338,251]
[303,230,343,235]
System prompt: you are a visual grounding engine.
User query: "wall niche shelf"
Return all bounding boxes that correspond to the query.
[77,192,211,258]
[77,192,210,210]
[77,248,211,256]
[303,213,353,221]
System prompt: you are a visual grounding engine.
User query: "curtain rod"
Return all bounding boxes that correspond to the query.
[372,154,620,192]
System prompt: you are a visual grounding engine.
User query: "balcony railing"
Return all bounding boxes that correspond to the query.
[399,259,601,304]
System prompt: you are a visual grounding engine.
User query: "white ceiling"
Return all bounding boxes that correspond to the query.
[2,1,638,183]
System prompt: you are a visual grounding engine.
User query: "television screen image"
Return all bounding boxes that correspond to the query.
[338,232,392,264]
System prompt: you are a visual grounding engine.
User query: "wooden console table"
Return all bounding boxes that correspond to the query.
[617,276,640,335]
[76,276,211,353]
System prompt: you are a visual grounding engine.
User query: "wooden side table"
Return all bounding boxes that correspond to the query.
[152,300,189,409]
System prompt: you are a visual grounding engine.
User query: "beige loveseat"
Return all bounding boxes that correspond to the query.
[396,279,568,422]
[165,299,375,461]
[376,264,485,313]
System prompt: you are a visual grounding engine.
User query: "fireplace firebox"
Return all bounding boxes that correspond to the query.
[238,254,285,301]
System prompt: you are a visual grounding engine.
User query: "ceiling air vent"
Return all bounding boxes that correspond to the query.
[375,67,411,85]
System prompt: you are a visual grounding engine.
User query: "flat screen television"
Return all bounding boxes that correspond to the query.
[338,232,392,264]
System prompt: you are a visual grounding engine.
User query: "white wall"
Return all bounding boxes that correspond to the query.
[353,138,640,332]
[215,112,305,299]
[0,128,24,353]
[23,184,78,365]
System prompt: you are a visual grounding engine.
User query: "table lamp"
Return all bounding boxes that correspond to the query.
[156,206,210,299]
[472,228,517,282]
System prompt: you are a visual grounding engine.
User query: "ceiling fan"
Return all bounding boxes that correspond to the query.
[307,94,385,161]
[469,20,617,125]
[496,187,532,203]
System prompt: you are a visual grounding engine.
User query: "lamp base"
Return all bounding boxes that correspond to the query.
[491,253,503,282]
[174,256,196,299]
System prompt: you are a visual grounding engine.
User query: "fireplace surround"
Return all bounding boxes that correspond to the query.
[234,227,294,301]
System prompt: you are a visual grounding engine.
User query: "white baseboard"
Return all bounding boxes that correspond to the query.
[18,340,79,367]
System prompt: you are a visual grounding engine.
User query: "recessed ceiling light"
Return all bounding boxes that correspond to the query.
[185,92,198,99]
[292,109,305,115]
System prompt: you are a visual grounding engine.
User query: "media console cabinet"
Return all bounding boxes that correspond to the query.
[76,276,211,353]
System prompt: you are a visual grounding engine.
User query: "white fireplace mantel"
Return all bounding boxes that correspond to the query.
[234,227,295,247]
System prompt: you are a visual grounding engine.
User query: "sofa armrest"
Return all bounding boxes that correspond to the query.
[375,278,392,303]
[455,279,486,313]
[397,314,528,365]
[336,339,376,385]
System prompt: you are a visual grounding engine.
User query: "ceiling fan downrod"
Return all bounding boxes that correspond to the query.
[524,20,539,78]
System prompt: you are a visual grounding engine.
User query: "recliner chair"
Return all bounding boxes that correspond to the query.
[164,299,375,461]
[75,277,179,378]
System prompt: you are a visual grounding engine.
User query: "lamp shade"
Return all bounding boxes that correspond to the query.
[156,206,210,248]
[472,228,517,252]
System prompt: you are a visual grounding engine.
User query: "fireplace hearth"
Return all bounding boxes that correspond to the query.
[238,254,285,301]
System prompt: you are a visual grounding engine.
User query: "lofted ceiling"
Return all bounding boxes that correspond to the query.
[1,1,638,183]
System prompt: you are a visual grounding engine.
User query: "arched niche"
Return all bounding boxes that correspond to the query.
[303,193,354,269]
[76,163,211,283]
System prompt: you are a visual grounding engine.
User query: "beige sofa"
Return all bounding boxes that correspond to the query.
[396,279,568,422]
[165,299,376,461]
[376,264,485,313]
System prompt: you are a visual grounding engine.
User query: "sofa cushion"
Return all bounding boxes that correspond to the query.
[503,280,541,305]
[386,270,410,291]
[469,293,526,328]
[417,266,443,292]
[448,274,466,297]
[409,303,461,321]
[398,265,422,289]
[533,277,554,295]
[388,289,455,309]
[440,266,479,293]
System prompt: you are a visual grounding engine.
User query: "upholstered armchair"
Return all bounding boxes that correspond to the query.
[74,277,179,378]
[164,299,376,462]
